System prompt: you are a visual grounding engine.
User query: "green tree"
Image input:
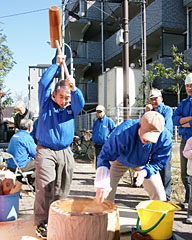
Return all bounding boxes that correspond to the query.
[0,26,16,122]
[136,46,190,106]
[152,46,189,104]
[136,68,156,107]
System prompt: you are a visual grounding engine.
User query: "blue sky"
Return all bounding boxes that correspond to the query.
[0,0,62,101]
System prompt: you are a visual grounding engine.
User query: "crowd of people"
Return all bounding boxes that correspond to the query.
[94,74,192,227]
[3,52,192,239]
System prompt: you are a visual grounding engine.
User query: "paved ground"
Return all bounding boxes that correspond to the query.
[0,159,191,239]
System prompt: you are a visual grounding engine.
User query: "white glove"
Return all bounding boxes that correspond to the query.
[133,169,147,186]
[145,104,153,112]
[95,166,112,204]
[65,75,76,91]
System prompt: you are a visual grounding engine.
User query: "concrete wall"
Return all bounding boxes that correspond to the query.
[28,65,57,114]
[98,67,143,109]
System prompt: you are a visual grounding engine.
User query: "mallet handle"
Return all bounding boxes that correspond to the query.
[55,40,70,79]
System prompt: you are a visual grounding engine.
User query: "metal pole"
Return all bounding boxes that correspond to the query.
[141,0,147,104]
[61,1,65,80]
[61,1,70,79]
[101,0,104,73]
[187,7,190,50]
[122,0,129,120]
[0,98,2,124]
[64,43,74,77]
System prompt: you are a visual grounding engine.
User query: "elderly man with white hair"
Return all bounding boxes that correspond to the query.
[7,118,36,172]
[14,101,34,132]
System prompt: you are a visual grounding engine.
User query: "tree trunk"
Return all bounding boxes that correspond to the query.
[177,82,180,104]
[47,197,120,240]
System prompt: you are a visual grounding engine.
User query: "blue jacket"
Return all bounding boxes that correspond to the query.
[7,130,37,169]
[97,120,172,179]
[30,118,38,142]
[36,64,85,150]
[92,115,115,146]
[151,103,173,136]
[172,97,192,140]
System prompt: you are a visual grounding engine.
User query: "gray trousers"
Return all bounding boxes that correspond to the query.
[34,144,74,226]
[188,176,192,218]
[180,139,191,203]
[107,160,166,202]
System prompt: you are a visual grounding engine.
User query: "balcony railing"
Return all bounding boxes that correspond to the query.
[68,40,87,59]
[68,40,101,62]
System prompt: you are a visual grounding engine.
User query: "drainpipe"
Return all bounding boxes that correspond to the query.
[122,0,129,120]
[187,7,192,50]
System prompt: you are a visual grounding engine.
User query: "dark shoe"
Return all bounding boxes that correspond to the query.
[178,202,188,210]
[36,223,47,239]
[27,175,35,186]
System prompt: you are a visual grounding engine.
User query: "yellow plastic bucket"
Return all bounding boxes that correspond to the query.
[136,200,181,240]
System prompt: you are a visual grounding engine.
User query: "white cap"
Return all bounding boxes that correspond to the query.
[96,105,105,111]
[140,111,165,143]
[149,89,162,98]
[185,73,192,85]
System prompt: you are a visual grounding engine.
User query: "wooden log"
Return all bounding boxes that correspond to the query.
[47,197,120,240]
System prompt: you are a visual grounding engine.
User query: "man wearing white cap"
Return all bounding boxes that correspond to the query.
[173,73,192,208]
[145,88,173,201]
[95,111,172,204]
[92,105,115,168]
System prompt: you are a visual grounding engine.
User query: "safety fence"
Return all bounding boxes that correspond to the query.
[75,107,180,142]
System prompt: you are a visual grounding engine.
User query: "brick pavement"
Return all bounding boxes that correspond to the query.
[0,159,191,239]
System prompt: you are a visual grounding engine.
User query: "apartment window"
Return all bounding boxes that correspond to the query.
[38,68,47,77]
[162,32,186,57]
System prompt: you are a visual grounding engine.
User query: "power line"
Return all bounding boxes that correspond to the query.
[0,7,61,19]
[85,0,120,22]
[0,1,120,24]
[105,1,120,20]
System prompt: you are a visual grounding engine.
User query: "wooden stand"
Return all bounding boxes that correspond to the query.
[47,197,120,240]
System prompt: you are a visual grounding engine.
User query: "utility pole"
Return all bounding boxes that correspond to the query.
[122,0,129,120]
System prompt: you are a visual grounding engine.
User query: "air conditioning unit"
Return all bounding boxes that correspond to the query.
[116,29,124,46]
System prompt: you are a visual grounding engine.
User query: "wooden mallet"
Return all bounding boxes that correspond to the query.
[49,6,70,78]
